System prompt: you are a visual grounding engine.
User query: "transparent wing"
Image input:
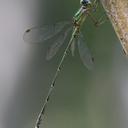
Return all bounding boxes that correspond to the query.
[23,21,71,43]
[46,27,72,60]
[77,34,94,70]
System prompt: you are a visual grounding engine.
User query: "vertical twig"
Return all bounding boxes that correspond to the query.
[100,0,128,55]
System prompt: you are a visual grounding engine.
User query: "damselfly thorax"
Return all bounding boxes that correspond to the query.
[73,5,91,37]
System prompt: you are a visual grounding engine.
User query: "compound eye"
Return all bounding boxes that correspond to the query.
[80,0,84,5]
[80,0,91,5]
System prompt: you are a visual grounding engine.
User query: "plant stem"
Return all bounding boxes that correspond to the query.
[101,0,128,55]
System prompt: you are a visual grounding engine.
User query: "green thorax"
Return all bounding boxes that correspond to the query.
[73,7,87,27]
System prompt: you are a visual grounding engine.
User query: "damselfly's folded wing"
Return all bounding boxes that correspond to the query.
[46,27,72,60]
[77,34,94,70]
[23,21,71,43]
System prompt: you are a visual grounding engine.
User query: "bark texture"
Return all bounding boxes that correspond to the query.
[101,0,128,55]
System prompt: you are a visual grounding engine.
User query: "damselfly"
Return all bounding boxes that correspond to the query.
[24,0,103,128]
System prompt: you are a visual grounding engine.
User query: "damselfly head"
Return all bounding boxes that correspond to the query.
[80,0,91,6]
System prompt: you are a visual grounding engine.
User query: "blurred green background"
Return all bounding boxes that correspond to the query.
[1,0,128,128]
